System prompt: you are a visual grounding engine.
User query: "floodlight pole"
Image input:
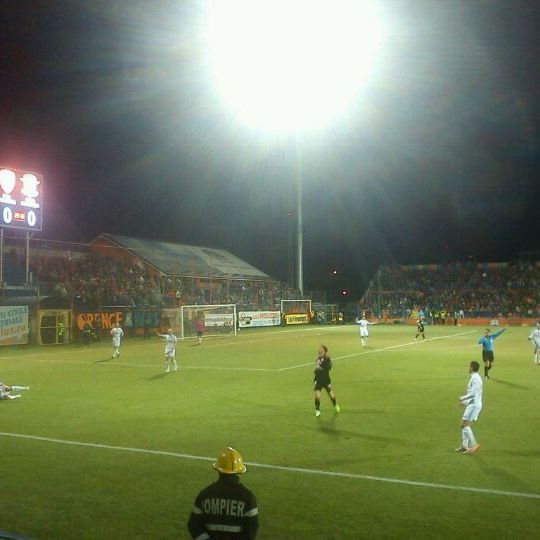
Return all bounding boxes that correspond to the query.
[296,141,304,297]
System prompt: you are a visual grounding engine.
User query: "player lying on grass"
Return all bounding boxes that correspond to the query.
[0,381,30,400]
[313,345,341,417]
[156,328,178,372]
[456,361,482,454]
[528,322,540,365]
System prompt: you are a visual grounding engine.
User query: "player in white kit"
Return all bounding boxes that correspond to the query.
[456,360,483,454]
[355,315,376,347]
[528,322,540,365]
[0,381,30,400]
[110,322,124,359]
[157,328,178,372]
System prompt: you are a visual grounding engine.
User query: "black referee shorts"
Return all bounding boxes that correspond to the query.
[314,380,332,392]
[482,350,494,363]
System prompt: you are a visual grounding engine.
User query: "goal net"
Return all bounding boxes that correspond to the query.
[179,304,237,340]
[280,299,312,325]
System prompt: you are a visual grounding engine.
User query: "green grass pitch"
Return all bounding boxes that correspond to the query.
[1,324,539,539]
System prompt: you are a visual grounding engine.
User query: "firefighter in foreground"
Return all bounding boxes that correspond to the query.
[188,447,259,539]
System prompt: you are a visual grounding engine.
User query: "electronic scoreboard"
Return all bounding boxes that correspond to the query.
[0,166,43,231]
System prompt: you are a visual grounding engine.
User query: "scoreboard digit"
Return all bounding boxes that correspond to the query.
[0,166,43,231]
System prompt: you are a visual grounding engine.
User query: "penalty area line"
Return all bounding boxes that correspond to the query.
[0,431,538,501]
[277,330,477,371]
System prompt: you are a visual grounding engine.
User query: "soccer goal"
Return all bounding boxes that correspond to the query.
[179,304,237,340]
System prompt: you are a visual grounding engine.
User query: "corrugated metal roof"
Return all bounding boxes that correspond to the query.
[94,234,271,280]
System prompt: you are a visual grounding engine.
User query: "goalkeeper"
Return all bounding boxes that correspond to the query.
[0,381,30,400]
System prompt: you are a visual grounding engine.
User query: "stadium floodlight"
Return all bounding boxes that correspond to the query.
[204,0,384,295]
[204,0,384,134]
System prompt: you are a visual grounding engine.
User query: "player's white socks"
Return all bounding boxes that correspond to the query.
[361,338,366,347]
[11,386,29,391]
[172,359,178,370]
[461,427,469,449]
[464,426,476,447]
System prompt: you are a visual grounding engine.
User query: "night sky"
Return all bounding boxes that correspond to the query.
[2,1,540,300]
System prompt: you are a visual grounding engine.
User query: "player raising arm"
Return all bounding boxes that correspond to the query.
[478,327,506,379]
[356,314,377,348]
[313,345,340,417]
[110,322,124,359]
[528,322,540,365]
[157,328,178,373]
[0,381,30,400]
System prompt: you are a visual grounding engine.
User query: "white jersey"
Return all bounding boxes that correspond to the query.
[356,318,371,336]
[0,382,7,398]
[528,328,540,347]
[460,372,483,407]
[111,327,124,346]
[162,333,177,354]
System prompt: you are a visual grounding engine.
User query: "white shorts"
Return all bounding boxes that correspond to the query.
[462,403,482,422]
[360,329,369,338]
[112,338,121,348]
[165,348,176,358]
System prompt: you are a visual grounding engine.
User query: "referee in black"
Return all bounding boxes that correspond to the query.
[187,447,259,539]
[415,318,425,340]
[313,345,341,417]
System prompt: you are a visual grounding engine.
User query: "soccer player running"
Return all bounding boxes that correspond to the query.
[528,322,540,365]
[456,361,483,454]
[0,381,30,400]
[415,317,426,340]
[157,328,178,373]
[313,345,340,417]
[478,327,506,379]
[110,322,124,359]
[356,314,376,348]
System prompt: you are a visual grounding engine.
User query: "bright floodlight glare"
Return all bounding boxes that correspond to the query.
[205,0,384,134]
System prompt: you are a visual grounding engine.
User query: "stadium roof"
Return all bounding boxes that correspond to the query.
[93,234,271,280]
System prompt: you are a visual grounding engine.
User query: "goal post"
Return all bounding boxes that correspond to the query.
[280,299,312,325]
[179,304,237,340]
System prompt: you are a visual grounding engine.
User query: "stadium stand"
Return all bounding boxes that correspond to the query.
[361,261,540,319]
[1,234,307,311]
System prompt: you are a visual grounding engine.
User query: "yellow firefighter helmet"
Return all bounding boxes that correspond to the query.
[213,447,247,474]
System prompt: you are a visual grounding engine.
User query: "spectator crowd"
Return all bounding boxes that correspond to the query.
[361,261,540,318]
[28,253,303,310]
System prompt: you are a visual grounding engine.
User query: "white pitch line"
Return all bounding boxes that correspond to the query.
[105,362,273,372]
[182,366,273,372]
[2,330,477,374]
[1,431,538,501]
[277,330,477,371]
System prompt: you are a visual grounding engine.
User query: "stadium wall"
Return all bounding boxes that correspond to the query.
[381,317,538,327]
